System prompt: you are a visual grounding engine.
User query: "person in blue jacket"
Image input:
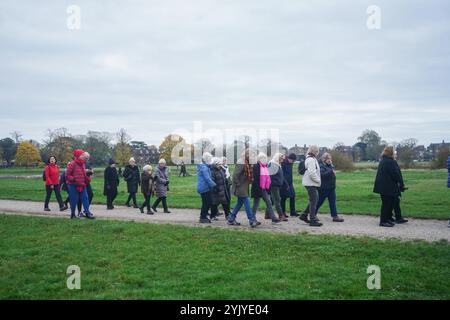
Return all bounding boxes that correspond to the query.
[197,152,217,224]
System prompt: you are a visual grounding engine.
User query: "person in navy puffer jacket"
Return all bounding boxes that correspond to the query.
[197,152,216,224]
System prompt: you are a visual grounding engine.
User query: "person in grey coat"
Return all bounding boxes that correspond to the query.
[152,158,171,213]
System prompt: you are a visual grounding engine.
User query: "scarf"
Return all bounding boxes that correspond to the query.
[259,162,271,190]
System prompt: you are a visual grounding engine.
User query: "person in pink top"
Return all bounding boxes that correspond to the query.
[251,152,281,224]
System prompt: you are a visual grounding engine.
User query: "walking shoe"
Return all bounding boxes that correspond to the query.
[309,220,323,227]
[59,206,68,212]
[299,213,310,224]
[125,203,131,207]
[70,214,80,219]
[395,218,408,224]
[133,205,139,209]
[264,212,271,220]
[211,216,219,221]
[332,216,344,222]
[107,206,114,210]
[199,218,211,224]
[78,212,85,218]
[44,208,51,212]
[389,218,396,224]
[379,222,394,227]
[290,212,300,217]
[139,207,144,214]
[250,221,261,228]
[272,218,281,224]
[85,212,95,220]
[227,220,241,226]
[151,206,157,212]
[164,210,171,213]
[279,214,288,222]
[146,210,154,215]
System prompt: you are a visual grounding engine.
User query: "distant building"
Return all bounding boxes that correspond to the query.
[130,141,160,165]
[427,140,450,159]
[288,144,308,160]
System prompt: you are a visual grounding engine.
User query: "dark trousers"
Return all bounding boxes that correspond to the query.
[211,202,231,218]
[391,196,402,220]
[316,188,338,217]
[305,186,319,221]
[380,195,396,223]
[141,194,152,211]
[126,192,138,206]
[44,185,64,209]
[106,187,118,208]
[281,196,296,215]
[153,196,168,211]
[200,191,212,219]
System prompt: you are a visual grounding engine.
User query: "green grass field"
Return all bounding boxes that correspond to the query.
[0,167,448,219]
[0,214,449,300]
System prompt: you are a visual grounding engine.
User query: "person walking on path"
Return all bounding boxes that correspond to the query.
[179,161,188,177]
[152,159,171,213]
[221,157,232,212]
[299,145,322,227]
[391,152,408,224]
[373,146,404,227]
[305,153,344,222]
[104,159,120,210]
[269,153,289,222]
[43,156,67,212]
[197,153,216,223]
[123,157,140,208]
[66,149,94,219]
[227,150,261,228]
[251,152,281,224]
[140,165,156,215]
[281,153,299,217]
[210,157,231,220]
[447,155,450,227]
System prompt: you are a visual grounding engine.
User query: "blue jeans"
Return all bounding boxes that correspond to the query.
[317,188,338,217]
[228,197,256,223]
[68,185,90,215]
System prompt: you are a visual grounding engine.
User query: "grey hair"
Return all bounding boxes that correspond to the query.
[202,152,213,164]
[307,145,319,156]
[321,152,332,161]
[257,152,268,163]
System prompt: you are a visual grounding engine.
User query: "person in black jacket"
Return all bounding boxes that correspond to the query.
[315,153,344,222]
[210,158,231,220]
[373,146,404,227]
[391,153,408,224]
[280,153,298,217]
[123,157,140,208]
[104,159,120,210]
[269,153,289,221]
[140,165,156,214]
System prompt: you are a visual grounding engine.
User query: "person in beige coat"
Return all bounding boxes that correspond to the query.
[300,145,322,227]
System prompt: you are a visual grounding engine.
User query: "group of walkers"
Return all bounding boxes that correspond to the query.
[197,146,345,228]
[42,146,450,228]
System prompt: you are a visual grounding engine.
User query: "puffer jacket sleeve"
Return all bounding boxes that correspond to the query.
[306,158,321,184]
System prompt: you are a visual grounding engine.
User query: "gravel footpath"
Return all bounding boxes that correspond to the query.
[0,199,448,243]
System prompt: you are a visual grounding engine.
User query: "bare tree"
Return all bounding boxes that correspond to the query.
[10,131,22,143]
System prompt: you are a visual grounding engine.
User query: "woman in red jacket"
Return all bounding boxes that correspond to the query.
[44,156,68,212]
[66,149,95,219]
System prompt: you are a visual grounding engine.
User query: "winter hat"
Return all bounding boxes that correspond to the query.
[73,149,85,158]
[109,158,116,165]
[288,153,297,161]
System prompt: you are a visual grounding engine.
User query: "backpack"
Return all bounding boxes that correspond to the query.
[298,160,306,175]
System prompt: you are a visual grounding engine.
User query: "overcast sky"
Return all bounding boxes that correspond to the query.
[0,0,449,148]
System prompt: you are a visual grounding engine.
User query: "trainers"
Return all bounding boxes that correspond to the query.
[44,208,51,212]
[227,220,241,226]
[272,218,281,224]
[250,221,261,228]
[151,206,157,212]
[309,221,323,227]
[147,210,154,215]
[333,216,344,222]
[299,213,310,224]
[139,207,144,214]
[59,206,68,212]
[164,210,171,213]
[85,212,95,219]
[211,217,219,221]
[395,218,408,224]
[199,218,211,223]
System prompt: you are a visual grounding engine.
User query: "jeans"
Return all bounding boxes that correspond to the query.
[316,188,338,217]
[305,186,319,221]
[270,186,283,215]
[44,184,64,209]
[252,189,276,220]
[68,185,90,216]
[380,195,395,223]
[199,191,212,219]
[228,197,256,223]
